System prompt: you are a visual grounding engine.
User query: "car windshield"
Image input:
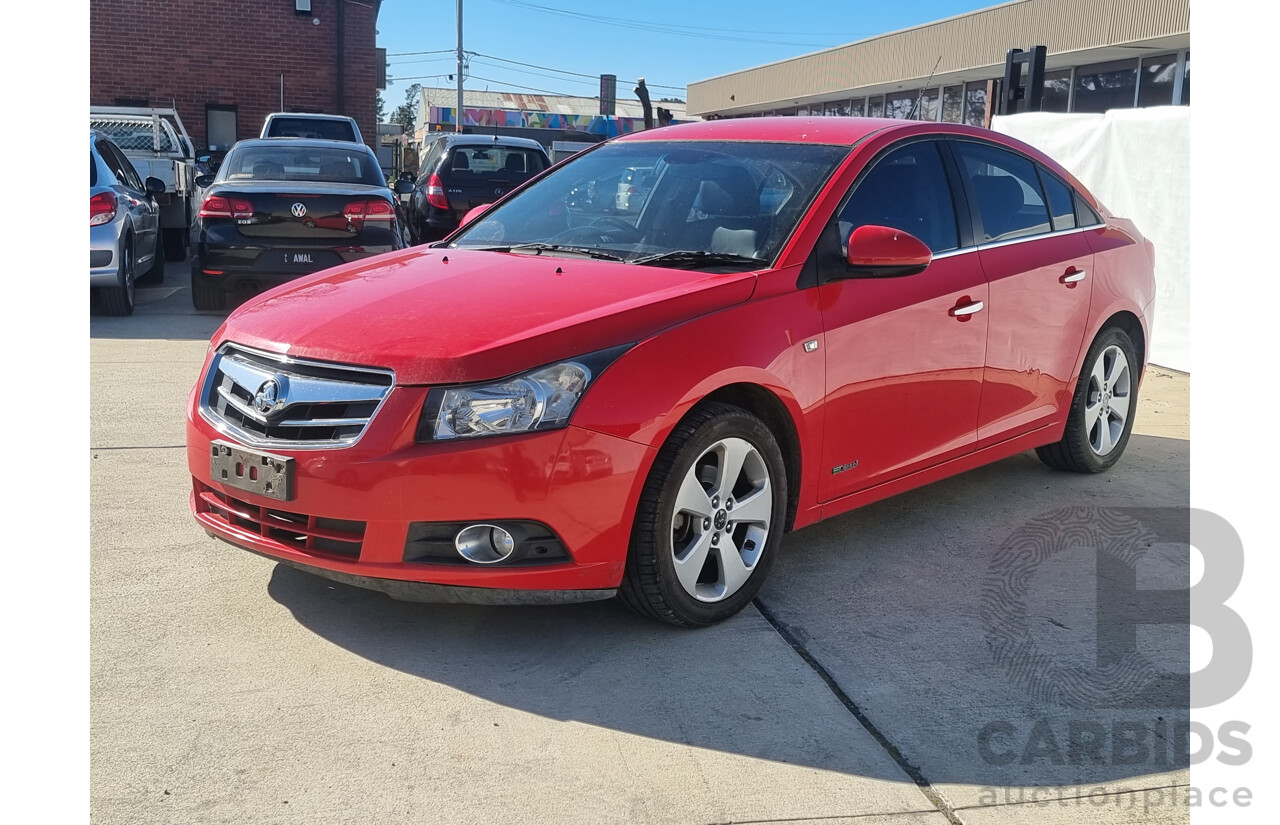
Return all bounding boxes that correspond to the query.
[449,140,848,268]
[216,146,385,186]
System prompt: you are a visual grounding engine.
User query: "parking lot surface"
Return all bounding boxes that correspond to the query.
[91,263,1191,824]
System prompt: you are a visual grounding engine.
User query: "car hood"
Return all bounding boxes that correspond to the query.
[216,248,759,385]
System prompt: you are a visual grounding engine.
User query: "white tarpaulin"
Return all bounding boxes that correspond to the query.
[991,108,1190,371]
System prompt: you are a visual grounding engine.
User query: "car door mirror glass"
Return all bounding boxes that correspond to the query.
[843,224,932,278]
[394,179,415,195]
[195,174,215,189]
[145,176,166,195]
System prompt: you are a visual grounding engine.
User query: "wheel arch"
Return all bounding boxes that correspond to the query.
[666,382,803,533]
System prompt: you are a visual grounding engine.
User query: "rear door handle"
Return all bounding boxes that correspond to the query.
[1061,268,1087,284]
[949,300,984,317]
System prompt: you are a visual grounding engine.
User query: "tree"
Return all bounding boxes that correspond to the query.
[658,97,686,104]
[392,83,423,132]
[376,91,387,123]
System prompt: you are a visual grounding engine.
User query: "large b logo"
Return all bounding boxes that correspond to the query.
[981,508,1250,709]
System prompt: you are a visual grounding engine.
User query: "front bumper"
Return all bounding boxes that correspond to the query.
[187,382,652,596]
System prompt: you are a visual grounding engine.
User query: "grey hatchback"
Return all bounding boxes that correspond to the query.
[90,130,165,315]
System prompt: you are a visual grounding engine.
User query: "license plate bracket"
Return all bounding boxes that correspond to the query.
[210,440,295,501]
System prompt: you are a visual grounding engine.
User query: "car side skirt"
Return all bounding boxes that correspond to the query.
[803,424,1060,527]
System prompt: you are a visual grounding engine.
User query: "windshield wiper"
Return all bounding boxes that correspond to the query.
[629,250,767,269]
[464,242,626,262]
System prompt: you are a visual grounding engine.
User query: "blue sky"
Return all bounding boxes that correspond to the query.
[376,0,987,106]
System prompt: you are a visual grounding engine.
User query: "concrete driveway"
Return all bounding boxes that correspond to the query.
[91,263,1191,825]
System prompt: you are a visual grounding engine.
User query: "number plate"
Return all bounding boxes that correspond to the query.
[210,440,294,501]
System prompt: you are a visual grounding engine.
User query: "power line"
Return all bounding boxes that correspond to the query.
[472,52,685,92]
[483,0,866,47]
[387,49,455,57]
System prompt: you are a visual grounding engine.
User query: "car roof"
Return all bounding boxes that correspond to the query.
[263,112,357,122]
[615,116,1002,147]
[231,138,374,153]
[435,134,549,152]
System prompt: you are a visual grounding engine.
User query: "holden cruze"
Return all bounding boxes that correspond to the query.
[187,117,1155,626]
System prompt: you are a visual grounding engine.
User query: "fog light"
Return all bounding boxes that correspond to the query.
[454,524,516,564]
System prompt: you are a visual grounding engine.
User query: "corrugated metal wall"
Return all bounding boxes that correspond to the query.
[687,0,1189,114]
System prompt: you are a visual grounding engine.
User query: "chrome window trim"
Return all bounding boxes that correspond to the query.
[198,342,396,451]
[975,223,1099,252]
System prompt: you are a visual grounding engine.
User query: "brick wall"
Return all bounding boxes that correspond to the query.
[90,0,380,150]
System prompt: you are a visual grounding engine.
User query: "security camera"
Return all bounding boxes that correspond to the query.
[312,17,320,25]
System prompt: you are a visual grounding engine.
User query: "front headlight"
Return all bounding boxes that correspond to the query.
[417,344,632,441]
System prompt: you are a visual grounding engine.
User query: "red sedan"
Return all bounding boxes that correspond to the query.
[187,117,1155,626]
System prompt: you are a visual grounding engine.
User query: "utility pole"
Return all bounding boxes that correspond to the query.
[455,0,464,133]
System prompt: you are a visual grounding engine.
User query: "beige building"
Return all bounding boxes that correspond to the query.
[686,0,1189,125]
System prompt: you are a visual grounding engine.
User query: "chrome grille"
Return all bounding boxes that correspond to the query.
[199,344,394,448]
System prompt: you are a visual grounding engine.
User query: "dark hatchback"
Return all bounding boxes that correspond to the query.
[190,139,409,310]
[410,134,551,242]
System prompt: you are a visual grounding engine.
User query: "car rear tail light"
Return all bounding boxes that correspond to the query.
[342,199,395,230]
[364,199,395,221]
[200,195,253,219]
[199,195,231,218]
[426,174,449,210]
[90,191,117,226]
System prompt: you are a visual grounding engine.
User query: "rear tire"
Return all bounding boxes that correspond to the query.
[163,228,188,261]
[191,267,226,311]
[619,403,786,627]
[1036,326,1138,473]
[97,239,136,317]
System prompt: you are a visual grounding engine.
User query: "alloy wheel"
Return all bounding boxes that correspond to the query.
[1085,344,1131,456]
[669,436,773,602]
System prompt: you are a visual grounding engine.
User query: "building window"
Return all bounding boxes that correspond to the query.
[824,100,851,116]
[1042,69,1071,113]
[1181,52,1191,104]
[849,98,865,117]
[886,90,917,118]
[942,86,963,123]
[917,88,940,121]
[206,105,238,152]
[868,95,884,118]
[1137,54,1178,107]
[964,82,987,127]
[1072,58,1138,113]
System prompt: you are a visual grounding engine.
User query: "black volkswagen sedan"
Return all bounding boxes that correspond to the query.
[190,139,411,310]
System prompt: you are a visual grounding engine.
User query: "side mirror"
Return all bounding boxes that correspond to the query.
[394,179,415,195]
[460,204,491,228]
[194,174,216,189]
[144,176,166,195]
[843,224,932,278]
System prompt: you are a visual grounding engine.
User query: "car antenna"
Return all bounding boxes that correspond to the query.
[907,56,943,121]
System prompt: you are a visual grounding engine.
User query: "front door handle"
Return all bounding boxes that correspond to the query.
[949,300,984,317]
[1061,268,1087,284]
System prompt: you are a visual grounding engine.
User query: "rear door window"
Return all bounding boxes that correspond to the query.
[953,141,1052,243]
[1038,168,1077,232]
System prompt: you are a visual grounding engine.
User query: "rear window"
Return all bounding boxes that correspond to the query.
[90,150,98,187]
[443,146,548,178]
[265,117,357,142]
[217,146,385,186]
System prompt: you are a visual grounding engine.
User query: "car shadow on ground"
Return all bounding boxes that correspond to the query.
[266,433,1191,792]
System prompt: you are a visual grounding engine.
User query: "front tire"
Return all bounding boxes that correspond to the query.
[163,227,188,261]
[1036,326,1138,473]
[619,403,787,627]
